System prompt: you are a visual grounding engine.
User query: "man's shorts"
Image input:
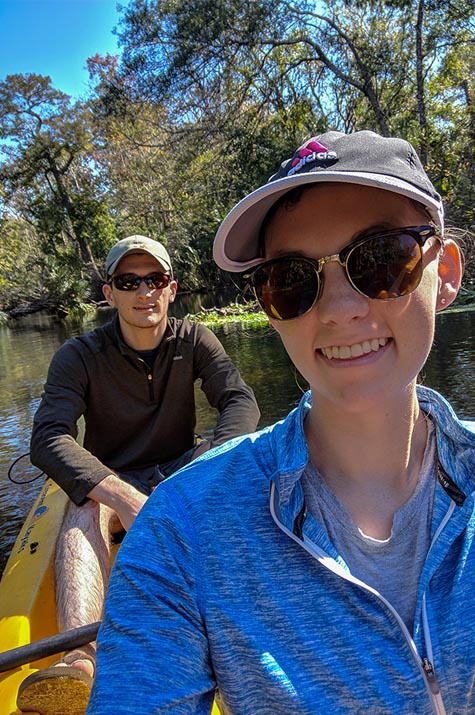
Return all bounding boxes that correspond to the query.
[116,446,197,496]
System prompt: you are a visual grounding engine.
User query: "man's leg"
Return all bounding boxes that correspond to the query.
[17,499,117,714]
[54,499,116,674]
[154,445,199,484]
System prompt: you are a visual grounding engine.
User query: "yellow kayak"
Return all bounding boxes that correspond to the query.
[0,479,221,715]
[0,479,69,714]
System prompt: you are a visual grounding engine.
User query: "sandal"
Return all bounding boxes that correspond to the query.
[17,646,95,715]
[55,644,96,678]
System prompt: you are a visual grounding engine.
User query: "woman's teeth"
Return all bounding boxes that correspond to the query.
[321,337,389,360]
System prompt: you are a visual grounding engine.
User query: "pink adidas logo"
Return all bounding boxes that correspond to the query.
[287,140,337,177]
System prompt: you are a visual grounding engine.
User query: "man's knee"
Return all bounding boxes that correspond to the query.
[62,500,120,547]
[62,499,100,531]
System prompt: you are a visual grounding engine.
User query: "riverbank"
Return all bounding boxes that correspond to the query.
[187,301,268,328]
[1,288,474,330]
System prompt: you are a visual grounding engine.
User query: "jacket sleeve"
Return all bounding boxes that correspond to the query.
[30,340,113,505]
[192,324,260,447]
[87,485,216,714]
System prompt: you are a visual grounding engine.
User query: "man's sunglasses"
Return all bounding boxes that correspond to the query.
[109,272,171,292]
[248,226,441,321]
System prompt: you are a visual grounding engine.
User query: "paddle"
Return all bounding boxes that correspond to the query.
[0,621,101,673]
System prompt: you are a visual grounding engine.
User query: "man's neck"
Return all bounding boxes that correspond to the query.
[118,317,168,351]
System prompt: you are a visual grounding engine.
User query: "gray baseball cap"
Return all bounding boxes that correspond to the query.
[213,130,444,272]
[105,235,173,277]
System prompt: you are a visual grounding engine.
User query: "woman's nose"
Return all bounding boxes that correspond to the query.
[316,262,370,324]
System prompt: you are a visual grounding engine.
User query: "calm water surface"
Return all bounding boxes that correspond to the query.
[0,299,474,575]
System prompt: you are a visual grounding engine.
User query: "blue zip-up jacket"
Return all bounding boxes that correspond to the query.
[88,386,475,715]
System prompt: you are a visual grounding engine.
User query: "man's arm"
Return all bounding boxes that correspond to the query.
[30,340,121,505]
[193,324,260,448]
[88,474,148,531]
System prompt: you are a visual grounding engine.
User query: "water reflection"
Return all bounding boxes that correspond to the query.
[0,301,474,575]
[169,289,238,317]
[423,309,475,418]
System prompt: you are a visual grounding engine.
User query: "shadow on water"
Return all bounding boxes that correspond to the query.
[0,302,474,575]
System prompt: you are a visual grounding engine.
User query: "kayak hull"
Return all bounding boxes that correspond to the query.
[0,480,222,714]
[0,479,67,714]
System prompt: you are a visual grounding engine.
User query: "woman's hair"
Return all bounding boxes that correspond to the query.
[258,186,309,257]
[445,225,470,278]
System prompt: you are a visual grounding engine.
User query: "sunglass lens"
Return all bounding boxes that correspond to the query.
[146,273,170,289]
[347,234,423,299]
[253,259,319,320]
[113,274,140,290]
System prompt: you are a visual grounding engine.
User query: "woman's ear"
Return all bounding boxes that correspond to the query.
[436,239,463,311]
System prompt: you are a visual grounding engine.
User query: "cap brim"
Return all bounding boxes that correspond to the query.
[213,171,444,272]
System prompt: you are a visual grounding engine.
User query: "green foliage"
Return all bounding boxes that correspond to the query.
[62,191,118,273]
[187,301,268,328]
[1,1,475,314]
[38,256,91,314]
[0,74,119,311]
[67,302,99,323]
[0,217,45,312]
[107,0,475,288]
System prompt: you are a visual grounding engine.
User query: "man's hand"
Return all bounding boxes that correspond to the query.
[192,440,211,460]
[88,474,148,531]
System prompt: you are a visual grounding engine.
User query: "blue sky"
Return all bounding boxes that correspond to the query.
[0,0,123,98]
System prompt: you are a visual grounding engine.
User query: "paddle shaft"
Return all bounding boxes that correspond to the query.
[0,621,101,672]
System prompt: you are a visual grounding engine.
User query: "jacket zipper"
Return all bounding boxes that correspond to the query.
[135,357,154,400]
[418,500,456,715]
[422,659,447,715]
[423,658,440,695]
[146,372,154,400]
[269,482,449,715]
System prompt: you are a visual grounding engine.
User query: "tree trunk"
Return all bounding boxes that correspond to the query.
[415,0,428,165]
[47,159,104,287]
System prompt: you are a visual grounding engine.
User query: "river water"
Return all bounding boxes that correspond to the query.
[0,298,474,575]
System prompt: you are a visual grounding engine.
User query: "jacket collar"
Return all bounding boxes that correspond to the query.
[268,386,475,514]
[111,313,177,357]
[417,385,475,501]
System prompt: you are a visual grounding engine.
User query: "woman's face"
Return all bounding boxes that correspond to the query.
[264,183,446,415]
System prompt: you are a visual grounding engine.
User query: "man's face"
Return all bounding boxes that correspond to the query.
[102,252,178,345]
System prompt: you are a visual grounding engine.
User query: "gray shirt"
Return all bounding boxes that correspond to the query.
[302,419,436,630]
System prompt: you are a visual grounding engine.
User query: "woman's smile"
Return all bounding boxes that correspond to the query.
[320,337,390,360]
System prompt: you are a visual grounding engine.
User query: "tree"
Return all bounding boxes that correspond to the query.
[0,216,44,314]
[0,74,116,304]
[114,0,475,168]
[87,47,301,289]
[101,0,474,297]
